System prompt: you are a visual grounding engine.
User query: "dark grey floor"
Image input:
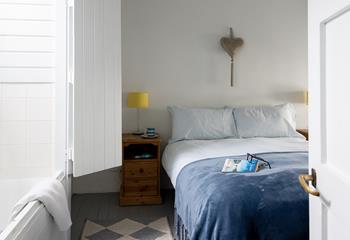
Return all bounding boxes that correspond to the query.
[71,190,175,240]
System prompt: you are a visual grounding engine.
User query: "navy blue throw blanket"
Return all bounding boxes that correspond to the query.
[175,152,309,240]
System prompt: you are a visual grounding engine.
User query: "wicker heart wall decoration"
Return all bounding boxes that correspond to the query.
[220,28,244,86]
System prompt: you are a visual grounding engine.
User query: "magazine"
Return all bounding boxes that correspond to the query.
[221,159,259,173]
[221,153,271,173]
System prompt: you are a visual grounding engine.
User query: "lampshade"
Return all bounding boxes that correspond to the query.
[127,92,149,108]
[304,91,308,105]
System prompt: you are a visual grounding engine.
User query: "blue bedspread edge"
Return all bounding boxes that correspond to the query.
[174,151,309,240]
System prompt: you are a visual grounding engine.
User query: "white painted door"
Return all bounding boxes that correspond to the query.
[307,0,350,239]
[73,0,122,177]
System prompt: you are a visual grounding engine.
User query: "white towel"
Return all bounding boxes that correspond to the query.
[10,179,72,231]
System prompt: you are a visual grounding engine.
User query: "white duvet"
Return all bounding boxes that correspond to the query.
[162,137,308,186]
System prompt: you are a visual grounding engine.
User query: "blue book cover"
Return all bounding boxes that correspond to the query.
[236,159,259,173]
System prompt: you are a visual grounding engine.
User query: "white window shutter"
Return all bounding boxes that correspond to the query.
[73,0,122,177]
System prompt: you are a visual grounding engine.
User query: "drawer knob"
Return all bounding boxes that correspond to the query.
[139,168,144,173]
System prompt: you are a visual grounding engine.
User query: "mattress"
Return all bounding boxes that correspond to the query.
[162,137,308,186]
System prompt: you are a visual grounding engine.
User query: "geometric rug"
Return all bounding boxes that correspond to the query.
[81,217,173,240]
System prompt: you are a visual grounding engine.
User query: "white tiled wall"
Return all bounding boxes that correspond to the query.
[0,0,57,179]
[0,83,55,178]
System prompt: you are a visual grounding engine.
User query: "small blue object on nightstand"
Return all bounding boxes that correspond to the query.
[146,128,156,136]
[141,128,158,139]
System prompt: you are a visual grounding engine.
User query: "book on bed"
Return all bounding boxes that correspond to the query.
[221,154,271,173]
[222,159,259,173]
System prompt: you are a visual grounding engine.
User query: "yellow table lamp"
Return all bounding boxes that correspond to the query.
[127,92,149,135]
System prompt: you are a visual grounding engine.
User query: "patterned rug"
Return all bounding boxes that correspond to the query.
[81,217,173,240]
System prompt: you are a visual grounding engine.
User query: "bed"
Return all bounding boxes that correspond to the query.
[163,137,309,240]
[163,105,309,240]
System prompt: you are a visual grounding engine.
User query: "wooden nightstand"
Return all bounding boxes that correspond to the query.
[297,129,309,140]
[119,134,162,206]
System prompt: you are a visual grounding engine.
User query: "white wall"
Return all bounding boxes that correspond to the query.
[122,0,308,142]
[0,0,64,179]
[73,0,308,193]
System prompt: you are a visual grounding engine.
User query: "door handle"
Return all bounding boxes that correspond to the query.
[299,168,320,197]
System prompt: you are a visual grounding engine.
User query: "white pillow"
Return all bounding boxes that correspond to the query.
[233,103,301,138]
[275,103,297,129]
[168,106,239,143]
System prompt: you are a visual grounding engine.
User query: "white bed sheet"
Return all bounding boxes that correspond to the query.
[162,137,308,186]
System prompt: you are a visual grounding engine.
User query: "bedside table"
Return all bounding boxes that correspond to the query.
[297,129,309,140]
[120,134,162,206]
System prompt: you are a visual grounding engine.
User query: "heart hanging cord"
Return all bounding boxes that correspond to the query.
[220,28,243,86]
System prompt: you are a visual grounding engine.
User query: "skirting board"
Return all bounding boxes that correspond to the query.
[72,167,173,194]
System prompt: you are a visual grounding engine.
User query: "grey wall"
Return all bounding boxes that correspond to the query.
[122,0,308,141]
[73,0,308,193]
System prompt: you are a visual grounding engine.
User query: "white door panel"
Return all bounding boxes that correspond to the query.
[308,1,350,239]
[73,0,122,177]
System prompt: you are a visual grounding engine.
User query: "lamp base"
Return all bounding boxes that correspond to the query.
[132,131,144,135]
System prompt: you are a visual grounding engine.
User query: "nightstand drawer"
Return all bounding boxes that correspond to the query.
[124,178,158,196]
[124,161,158,178]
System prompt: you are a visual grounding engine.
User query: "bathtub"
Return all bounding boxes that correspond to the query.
[0,172,71,240]
[0,177,49,232]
